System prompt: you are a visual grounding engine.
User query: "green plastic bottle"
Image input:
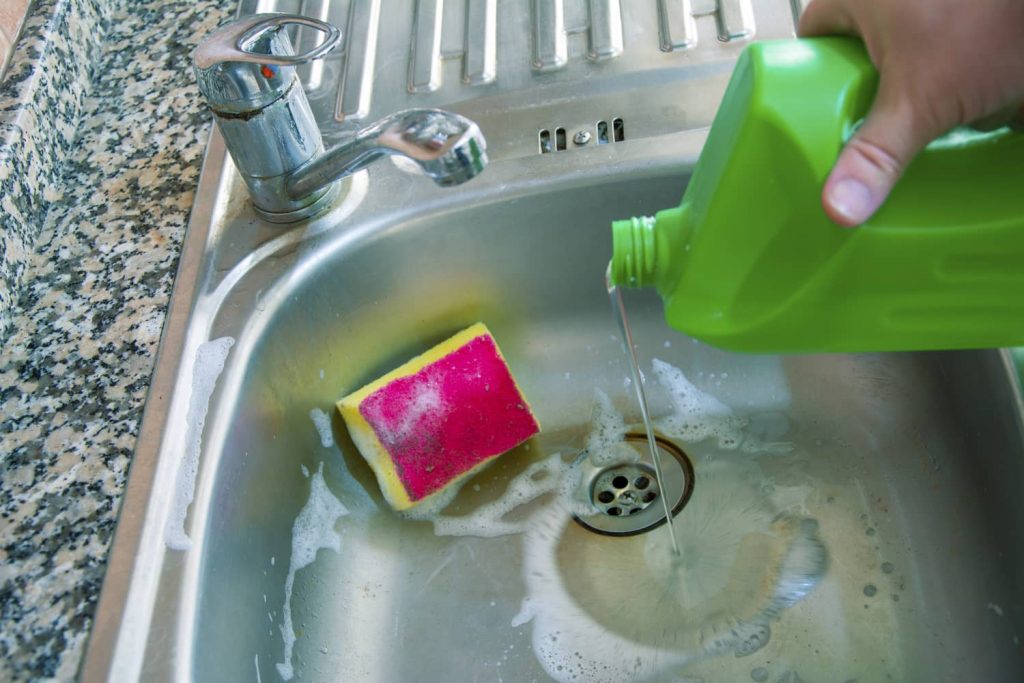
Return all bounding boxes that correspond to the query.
[610,37,1024,353]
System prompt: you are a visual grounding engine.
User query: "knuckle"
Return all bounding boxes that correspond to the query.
[846,135,904,177]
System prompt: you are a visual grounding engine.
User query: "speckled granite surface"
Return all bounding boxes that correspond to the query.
[0,0,232,679]
[0,0,110,340]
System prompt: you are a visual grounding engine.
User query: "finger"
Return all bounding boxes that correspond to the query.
[822,81,948,227]
[797,0,857,38]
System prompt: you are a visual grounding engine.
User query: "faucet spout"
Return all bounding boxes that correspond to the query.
[286,109,488,201]
[193,15,488,223]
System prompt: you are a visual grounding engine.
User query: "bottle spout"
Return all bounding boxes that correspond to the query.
[610,215,659,288]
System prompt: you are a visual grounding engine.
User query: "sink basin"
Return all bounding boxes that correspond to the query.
[80,121,1024,682]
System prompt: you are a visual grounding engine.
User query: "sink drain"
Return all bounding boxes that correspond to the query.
[592,464,660,517]
[574,433,694,536]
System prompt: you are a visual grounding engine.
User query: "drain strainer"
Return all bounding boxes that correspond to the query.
[574,433,694,536]
[591,464,660,517]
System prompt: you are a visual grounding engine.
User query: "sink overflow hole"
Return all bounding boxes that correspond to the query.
[540,117,625,153]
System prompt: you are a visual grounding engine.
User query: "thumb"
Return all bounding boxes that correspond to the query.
[823,81,945,227]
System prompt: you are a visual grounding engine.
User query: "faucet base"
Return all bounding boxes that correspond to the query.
[255,182,341,224]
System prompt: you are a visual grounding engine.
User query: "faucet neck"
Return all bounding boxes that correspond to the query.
[194,17,487,223]
[193,14,342,223]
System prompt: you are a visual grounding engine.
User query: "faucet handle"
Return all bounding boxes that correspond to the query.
[193,14,341,114]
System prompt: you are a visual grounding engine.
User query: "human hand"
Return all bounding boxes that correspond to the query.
[798,0,1024,227]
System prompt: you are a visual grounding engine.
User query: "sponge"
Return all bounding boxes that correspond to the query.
[337,323,540,511]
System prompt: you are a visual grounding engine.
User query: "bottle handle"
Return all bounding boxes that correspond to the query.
[835,43,1017,154]
[767,37,1024,227]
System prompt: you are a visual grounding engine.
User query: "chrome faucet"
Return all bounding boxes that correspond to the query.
[193,14,488,223]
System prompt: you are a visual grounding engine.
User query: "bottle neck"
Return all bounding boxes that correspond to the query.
[610,215,658,288]
[611,207,689,291]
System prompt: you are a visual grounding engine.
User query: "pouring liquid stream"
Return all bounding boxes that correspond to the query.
[606,265,681,557]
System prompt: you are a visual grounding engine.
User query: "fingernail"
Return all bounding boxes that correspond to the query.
[828,177,875,226]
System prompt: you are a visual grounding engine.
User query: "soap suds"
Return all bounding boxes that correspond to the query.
[409,387,821,682]
[584,390,630,466]
[276,462,349,681]
[378,375,444,446]
[309,408,334,448]
[406,453,580,537]
[652,358,747,449]
[166,336,235,550]
[511,597,538,628]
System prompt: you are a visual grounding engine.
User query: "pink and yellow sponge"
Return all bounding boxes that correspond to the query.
[337,323,540,511]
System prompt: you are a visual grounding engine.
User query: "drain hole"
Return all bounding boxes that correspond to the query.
[555,127,567,151]
[575,433,695,537]
[597,120,609,144]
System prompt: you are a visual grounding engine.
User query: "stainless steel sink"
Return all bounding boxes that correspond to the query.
[81,2,1024,681]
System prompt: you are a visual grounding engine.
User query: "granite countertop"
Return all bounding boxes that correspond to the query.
[0,0,232,679]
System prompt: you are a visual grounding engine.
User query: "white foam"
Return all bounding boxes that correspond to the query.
[581,389,634,475]
[166,336,235,550]
[510,597,538,628]
[300,464,310,478]
[584,390,630,466]
[376,375,443,446]
[651,358,747,449]
[276,462,349,681]
[254,654,262,683]
[309,408,334,448]
[410,453,575,537]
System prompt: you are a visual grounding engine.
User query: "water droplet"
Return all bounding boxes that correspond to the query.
[863,584,877,597]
